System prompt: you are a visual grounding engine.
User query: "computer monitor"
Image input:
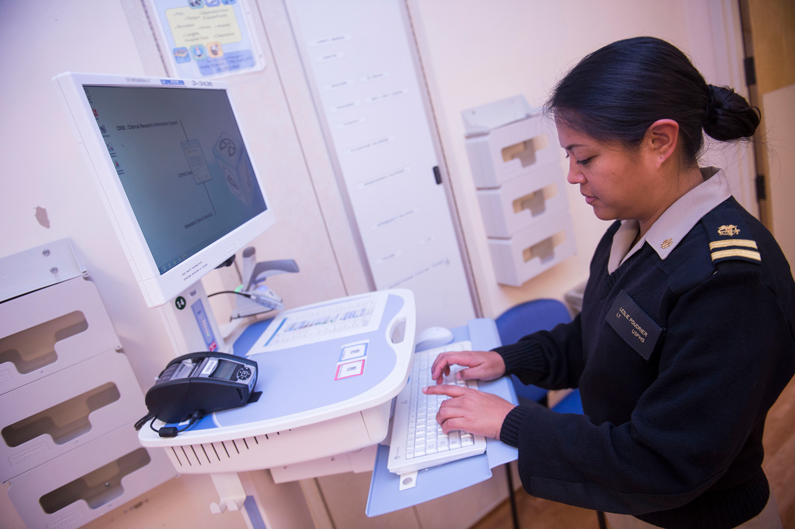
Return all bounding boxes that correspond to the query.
[54,73,275,308]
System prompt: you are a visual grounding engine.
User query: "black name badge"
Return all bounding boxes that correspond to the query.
[606,291,663,361]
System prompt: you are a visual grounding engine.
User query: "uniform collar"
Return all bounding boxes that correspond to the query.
[608,167,731,273]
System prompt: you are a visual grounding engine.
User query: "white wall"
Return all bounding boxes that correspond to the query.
[408,0,755,320]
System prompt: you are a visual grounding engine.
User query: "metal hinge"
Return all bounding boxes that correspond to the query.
[744,56,757,87]
[756,174,766,201]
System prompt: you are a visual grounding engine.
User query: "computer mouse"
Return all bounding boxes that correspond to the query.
[415,326,454,349]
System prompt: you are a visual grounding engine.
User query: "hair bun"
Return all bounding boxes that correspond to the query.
[703,84,760,141]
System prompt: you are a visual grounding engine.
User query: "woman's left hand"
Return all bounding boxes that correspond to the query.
[422,384,516,440]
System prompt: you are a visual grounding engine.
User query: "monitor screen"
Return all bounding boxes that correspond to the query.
[55,73,275,307]
[83,85,267,275]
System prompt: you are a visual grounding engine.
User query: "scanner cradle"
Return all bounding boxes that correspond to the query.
[145,352,258,424]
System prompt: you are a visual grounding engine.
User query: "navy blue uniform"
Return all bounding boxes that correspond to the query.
[495,196,795,529]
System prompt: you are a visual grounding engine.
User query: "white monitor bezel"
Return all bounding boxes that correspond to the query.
[54,72,275,308]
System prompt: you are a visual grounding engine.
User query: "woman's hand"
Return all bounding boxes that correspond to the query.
[422,384,515,440]
[430,350,506,385]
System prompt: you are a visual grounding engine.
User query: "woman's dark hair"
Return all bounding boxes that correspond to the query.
[546,36,760,166]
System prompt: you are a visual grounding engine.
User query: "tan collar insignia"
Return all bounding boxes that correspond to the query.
[661,238,673,249]
[717,225,740,237]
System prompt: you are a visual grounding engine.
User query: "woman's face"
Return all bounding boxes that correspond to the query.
[556,120,655,223]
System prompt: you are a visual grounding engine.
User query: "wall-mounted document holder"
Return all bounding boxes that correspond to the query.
[464,96,559,189]
[0,242,176,529]
[477,163,568,239]
[6,425,174,529]
[488,209,576,287]
[463,96,575,286]
[0,265,120,395]
[0,350,145,481]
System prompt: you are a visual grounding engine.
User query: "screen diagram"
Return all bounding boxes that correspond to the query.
[83,85,266,274]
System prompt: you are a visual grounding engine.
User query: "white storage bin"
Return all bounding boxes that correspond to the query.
[0,278,121,395]
[6,425,175,529]
[488,210,577,286]
[0,350,146,481]
[465,114,561,189]
[477,160,567,238]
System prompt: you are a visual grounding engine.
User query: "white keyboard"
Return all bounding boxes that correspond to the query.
[387,341,487,475]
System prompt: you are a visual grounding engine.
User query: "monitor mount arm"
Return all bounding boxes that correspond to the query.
[231,247,299,319]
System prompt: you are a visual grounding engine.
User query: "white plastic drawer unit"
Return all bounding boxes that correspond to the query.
[463,97,575,286]
[488,209,577,287]
[0,278,121,395]
[465,114,561,189]
[6,425,175,529]
[0,270,177,528]
[0,350,147,481]
[476,163,569,239]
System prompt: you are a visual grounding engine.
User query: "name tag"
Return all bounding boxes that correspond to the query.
[606,291,663,361]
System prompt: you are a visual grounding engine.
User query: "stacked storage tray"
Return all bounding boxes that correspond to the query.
[464,98,575,286]
[0,276,119,395]
[6,425,173,529]
[465,115,562,190]
[0,276,176,529]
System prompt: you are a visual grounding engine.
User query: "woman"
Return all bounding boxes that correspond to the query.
[424,37,795,528]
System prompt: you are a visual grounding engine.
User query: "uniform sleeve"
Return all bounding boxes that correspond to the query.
[501,267,795,515]
[493,313,586,391]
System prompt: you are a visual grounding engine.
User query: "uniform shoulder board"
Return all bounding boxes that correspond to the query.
[701,200,761,265]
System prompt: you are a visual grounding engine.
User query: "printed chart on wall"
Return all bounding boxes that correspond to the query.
[286,0,476,329]
[148,0,265,78]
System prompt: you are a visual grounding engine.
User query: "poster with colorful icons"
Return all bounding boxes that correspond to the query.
[148,0,265,78]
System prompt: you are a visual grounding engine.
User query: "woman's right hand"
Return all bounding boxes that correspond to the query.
[430,350,506,385]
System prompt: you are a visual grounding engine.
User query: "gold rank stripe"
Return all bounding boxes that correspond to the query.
[711,249,762,262]
[709,239,758,250]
